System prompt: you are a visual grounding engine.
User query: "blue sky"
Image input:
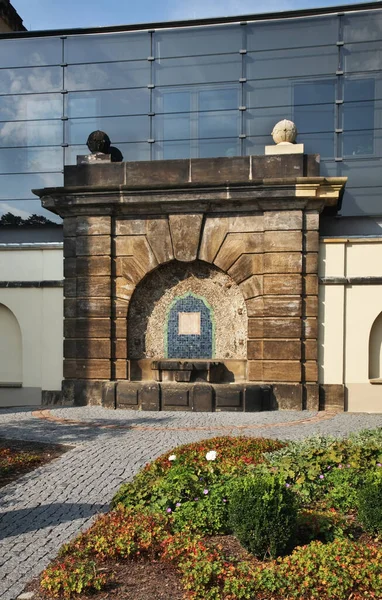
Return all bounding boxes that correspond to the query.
[11,0,376,31]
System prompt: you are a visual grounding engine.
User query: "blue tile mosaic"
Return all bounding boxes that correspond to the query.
[166,293,214,359]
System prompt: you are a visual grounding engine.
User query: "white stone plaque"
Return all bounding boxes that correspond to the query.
[178,312,201,335]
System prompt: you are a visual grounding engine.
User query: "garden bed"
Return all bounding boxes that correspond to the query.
[30,432,382,600]
[0,438,69,488]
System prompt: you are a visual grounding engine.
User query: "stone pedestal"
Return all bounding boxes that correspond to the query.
[34,155,346,411]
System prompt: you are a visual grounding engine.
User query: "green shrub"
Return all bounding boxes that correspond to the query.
[40,558,109,598]
[357,469,382,534]
[228,472,297,558]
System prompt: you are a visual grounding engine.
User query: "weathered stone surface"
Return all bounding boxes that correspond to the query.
[319,384,345,412]
[246,297,264,317]
[77,216,111,236]
[192,383,213,412]
[76,360,111,379]
[101,382,116,409]
[303,339,317,360]
[115,236,157,274]
[263,252,302,274]
[64,278,76,298]
[115,219,146,236]
[72,380,104,407]
[305,383,319,410]
[114,359,129,380]
[64,237,76,258]
[214,233,263,271]
[264,317,301,338]
[63,217,77,237]
[113,339,127,359]
[76,277,111,297]
[116,381,139,408]
[191,156,250,183]
[115,318,127,338]
[229,215,264,233]
[115,256,146,284]
[162,385,191,410]
[215,385,243,410]
[63,360,76,379]
[64,258,77,278]
[264,274,302,295]
[263,361,301,382]
[264,231,302,253]
[199,217,228,263]
[304,275,318,295]
[304,212,319,230]
[114,277,135,302]
[304,231,319,252]
[240,275,263,300]
[247,361,263,381]
[303,317,318,339]
[146,218,174,264]
[263,340,301,360]
[64,163,124,187]
[248,318,264,338]
[64,339,111,359]
[76,235,111,256]
[64,318,111,339]
[64,299,76,318]
[75,298,111,318]
[169,214,203,262]
[140,382,160,411]
[76,256,111,276]
[304,296,318,317]
[126,159,189,186]
[112,298,130,318]
[228,254,263,283]
[264,210,302,231]
[247,340,263,360]
[271,384,302,409]
[244,385,265,411]
[305,253,318,273]
[252,154,304,178]
[264,296,301,317]
[303,361,318,382]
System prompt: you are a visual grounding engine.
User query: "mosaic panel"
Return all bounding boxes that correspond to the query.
[166,293,214,359]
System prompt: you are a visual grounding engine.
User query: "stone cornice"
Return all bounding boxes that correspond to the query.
[0,1,26,32]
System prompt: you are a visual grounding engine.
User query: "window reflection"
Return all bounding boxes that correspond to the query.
[0,94,62,122]
[153,138,239,160]
[65,32,150,64]
[247,16,337,51]
[66,115,149,144]
[0,173,62,199]
[246,47,337,80]
[154,55,241,86]
[0,199,62,223]
[66,62,150,91]
[66,88,150,118]
[0,38,61,68]
[344,42,382,73]
[0,120,62,148]
[0,147,63,173]
[0,67,62,95]
[155,25,241,58]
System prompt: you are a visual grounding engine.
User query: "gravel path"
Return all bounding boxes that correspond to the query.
[0,406,381,600]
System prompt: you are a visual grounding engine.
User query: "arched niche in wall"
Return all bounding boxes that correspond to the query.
[0,303,22,385]
[127,260,247,360]
[369,311,382,381]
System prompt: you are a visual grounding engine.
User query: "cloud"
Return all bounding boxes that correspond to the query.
[0,202,31,218]
[166,0,294,20]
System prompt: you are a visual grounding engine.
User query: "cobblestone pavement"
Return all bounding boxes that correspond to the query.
[0,406,382,600]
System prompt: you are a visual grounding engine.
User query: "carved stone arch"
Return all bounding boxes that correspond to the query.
[0,303,22,385]
[369,311,382,380]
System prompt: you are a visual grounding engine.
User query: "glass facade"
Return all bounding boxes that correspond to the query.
[0,7,381,223]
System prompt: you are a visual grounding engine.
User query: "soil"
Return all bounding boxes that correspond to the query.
[25,558,185,600]
[0,437,69,488]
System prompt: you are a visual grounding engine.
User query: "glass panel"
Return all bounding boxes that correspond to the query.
[0,173,62,199]
[319,160,340,177]
[0,147,63,173]
[246,47,338,81]
[246,77,335,109]
[66,88,150,118]
[154,55,241,86]
[301,132,335,158]
[154,25,241,58]
[247,15,338,51]
[342,101,381,131]
[340,158,382,188]
[153,138,239,160]
[154,85,239,114]
[0,120,63,147]
[341,187,382,216]
[344,42,382,73]
[0,66,62,95]
[0,199,62,223]
[0,94,62,121]
[154,110,239,140]
[294,104,335,134]
[343,11,382,43]
[343,129,382,158]
[65,115,149,144]
[65,61,150,91]
[245,107,294,137]
[344,77,378,102]
[0,37,62,68]
[65,32,150,64]
[244,136,270,156]
[65,142,150,165]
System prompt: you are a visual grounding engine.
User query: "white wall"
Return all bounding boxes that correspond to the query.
[0,245,63,407]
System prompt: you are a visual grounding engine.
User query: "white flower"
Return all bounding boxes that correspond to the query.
[206,450,217,461]
[168,455,176,461]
